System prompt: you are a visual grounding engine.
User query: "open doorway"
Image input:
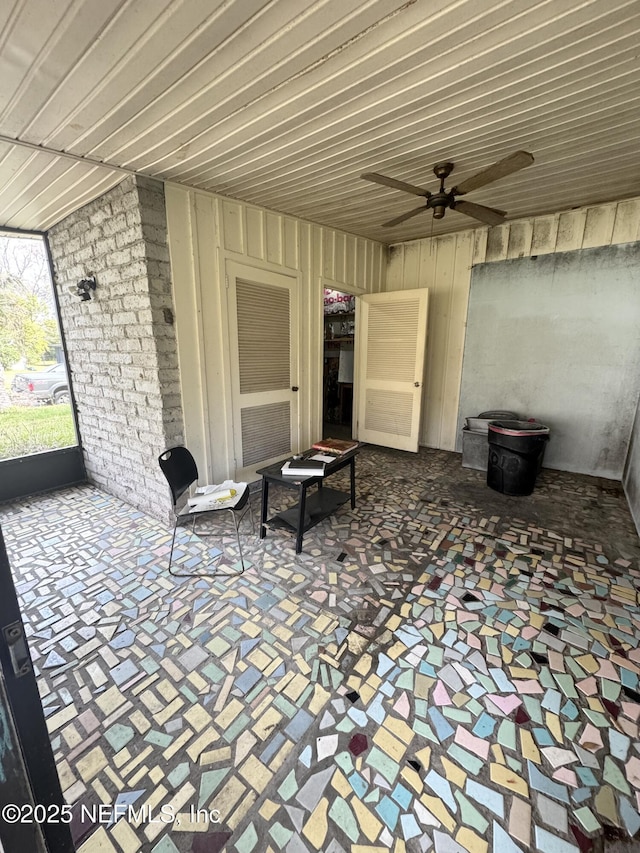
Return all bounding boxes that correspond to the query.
[322,288,355,440]
[0,230,84,501]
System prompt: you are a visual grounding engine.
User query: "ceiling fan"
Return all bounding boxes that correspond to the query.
[361,150,534,228]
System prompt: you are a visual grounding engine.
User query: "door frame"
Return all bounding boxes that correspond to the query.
[0,527,74,853]
[318,280,366,442]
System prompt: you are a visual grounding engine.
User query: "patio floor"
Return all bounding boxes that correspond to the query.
[1,445,639,853]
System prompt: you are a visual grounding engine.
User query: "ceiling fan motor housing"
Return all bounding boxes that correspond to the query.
[428,191,454,218]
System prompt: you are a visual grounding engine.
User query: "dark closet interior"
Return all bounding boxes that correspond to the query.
[322,289,355,440]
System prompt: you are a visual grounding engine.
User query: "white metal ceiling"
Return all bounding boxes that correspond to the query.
[1,0,639,243]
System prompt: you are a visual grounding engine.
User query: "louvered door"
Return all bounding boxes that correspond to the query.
[227,262,299,479]
[357,289,429,452]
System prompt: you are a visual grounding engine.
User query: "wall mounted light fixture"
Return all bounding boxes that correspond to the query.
[77,276,97,301]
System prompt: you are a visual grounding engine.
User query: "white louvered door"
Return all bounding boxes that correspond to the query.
[357,289,429,452]
[227,262,299,479]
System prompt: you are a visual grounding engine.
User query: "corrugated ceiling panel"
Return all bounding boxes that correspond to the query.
[0,0,639,239]
[0,143,123,230]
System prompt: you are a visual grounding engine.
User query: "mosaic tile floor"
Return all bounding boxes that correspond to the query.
[1,446,639,853]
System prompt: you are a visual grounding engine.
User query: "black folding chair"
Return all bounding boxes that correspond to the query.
[158,446,254,577]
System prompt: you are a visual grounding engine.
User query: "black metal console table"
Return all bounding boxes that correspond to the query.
[256,448,357,553]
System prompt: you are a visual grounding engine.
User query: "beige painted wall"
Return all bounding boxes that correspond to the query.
[387,197,640,451]
[165,183,386,483]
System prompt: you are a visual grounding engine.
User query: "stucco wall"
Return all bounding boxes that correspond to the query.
[47,176,183,522]
[624,394,640,535]
[387,196,640,452]
[458,245,640,478]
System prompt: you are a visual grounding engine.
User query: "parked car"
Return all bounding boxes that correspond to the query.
[11,363,70,404]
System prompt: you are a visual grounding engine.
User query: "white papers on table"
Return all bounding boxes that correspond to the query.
[309,453,335,463]
[188,480,247,511]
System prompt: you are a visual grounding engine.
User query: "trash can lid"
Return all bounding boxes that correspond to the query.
[477,410,519,419]
[489,420,550,437]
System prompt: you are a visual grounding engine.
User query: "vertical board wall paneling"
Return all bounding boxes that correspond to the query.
[265,212,283,266]
[441,230,474,450]
[355,239,366,290]
[165,183,385,479]
[323,229,336,280]
[200,194,238,483]
[372,242,386,294]
[299,222,314,450]
[485,223,509,263]
[345,235,356,288]
[245,206,264,259]
[530,215,559,256]
[385,246,404,291]
[221,200,244,254]
[582,204,616,249]
[400,241,421,290]
[162,187,213,466]
[612,200,640,245]
[556,209,588,253]
[387,195,640,453]
[506,220,533,259]
[422,237,455,449]
[284,218,298,269]
[334,232,346,284]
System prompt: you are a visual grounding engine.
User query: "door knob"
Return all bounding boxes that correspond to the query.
[292,386,299,392]
[414,382,421,387]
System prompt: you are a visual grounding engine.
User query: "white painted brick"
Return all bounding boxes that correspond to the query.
[102,213,129,236]
[68,220,90,238]
[111,311,138,325]
[139,338,157,353]
[89,206,113,226]
[116,338,142,352]
[122,294,149,311]
[116,226,142,248]
[94,237,117,255]
[75,245,96,263]
[110,248,133,266]
[125,209,143,228]
[47,175,182,523]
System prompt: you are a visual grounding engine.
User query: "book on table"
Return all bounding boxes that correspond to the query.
[311,437,359,455]
[281,457,326,477]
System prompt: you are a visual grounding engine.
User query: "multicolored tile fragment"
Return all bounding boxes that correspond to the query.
[1,446,639,852]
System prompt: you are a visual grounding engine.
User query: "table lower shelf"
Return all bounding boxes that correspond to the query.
[267,486,350,533]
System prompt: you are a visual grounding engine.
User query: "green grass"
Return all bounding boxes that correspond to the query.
[0,404,77,461]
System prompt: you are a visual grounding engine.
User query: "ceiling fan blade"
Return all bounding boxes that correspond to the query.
[452,150,534,196]
[453,200,507,226]
[382,205,428,227]
[362,172,431,197]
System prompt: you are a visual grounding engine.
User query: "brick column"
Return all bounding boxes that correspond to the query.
[47,177,184,523]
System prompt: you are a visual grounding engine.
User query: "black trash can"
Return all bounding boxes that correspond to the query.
[487,420,550,496]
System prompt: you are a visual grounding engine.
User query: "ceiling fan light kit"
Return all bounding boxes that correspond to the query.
[361,150,534,228]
